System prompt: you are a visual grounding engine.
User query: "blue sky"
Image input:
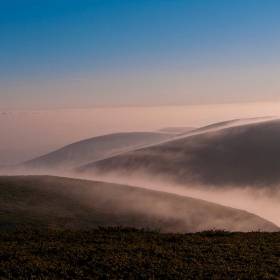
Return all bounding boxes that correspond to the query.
[1,0,280,110]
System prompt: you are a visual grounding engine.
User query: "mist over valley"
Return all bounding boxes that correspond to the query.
[79,118,280,189]
[10,132,172,170]
[1,117,280,231]
[1,176,278,232]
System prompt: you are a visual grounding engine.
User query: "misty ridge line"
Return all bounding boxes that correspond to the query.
[75,170,280,227]
[80,118,280,189]
[71,117,280,226]
[0,116,277,170]
[4,165,280,229]
[74,116,279,171]
[2,116,280,230]
[2,116,279,188]
[3,132,173,169]
[1,175,278,232]
[67,116,278,171]
[167,116,279,142]
[2,116,280,187]
[0,116,272,169]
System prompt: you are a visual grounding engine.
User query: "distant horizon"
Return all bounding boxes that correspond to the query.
[2,100,280,113]
[1,102,280,166]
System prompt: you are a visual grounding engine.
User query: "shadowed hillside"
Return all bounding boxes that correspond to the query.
[158,126,195,134]
[77,118,280,189]
[0,176,278,232]
[183,117,275,135]
[1,118,274,176]
[0,132,172,172]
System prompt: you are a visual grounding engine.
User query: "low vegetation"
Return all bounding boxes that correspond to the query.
[1,175,280,278]
[1,227,280,279]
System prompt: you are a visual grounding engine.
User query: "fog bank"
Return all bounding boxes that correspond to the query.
[75,172,280,228]
[1,102,280,165]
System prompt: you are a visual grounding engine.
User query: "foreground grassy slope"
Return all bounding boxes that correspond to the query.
[78,119,280,188]
[1,227,280,279]
[0,176,278,232]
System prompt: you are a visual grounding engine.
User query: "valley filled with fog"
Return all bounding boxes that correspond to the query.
[1,114,280,232]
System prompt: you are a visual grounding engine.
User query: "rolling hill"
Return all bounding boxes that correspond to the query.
[0,176,278,232]
[1,117,274,177]
[0,132,172,173]
[157,126,195,134]
[77,118,280,189]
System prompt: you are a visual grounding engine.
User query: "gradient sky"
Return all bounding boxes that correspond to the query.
[1,0,280,110]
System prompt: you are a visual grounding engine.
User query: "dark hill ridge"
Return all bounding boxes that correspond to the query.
[1,117,273,176]
[77,118,280,189]
[183,117,276,135]
[1,117,270,173]
[0,176,278,232]
[158,126,196,134]
[3,132,172,171]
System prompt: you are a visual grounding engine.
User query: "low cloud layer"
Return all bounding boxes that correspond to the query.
[1,175,278,232]
[1,103,280,165]
[78,118,280,188]
[2,116,280,230]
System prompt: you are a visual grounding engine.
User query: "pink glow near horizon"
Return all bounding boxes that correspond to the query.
[1,102,280,165]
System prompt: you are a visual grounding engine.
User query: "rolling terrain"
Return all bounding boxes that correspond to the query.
[77,118,280,189]
[158,126,195,134]
[1,117,280,232]
[0,132,172,173]
[1,118,272,176]
[1,176,278,232]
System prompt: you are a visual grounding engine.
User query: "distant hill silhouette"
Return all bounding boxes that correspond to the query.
[77,118,280,189]
[158,127,196,134]
[1,117,275,176]
[0,132,172,173]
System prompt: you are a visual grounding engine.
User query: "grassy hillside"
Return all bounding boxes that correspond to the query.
[77,119,280,189]
[1,227,280,279]
[0,176,278,232]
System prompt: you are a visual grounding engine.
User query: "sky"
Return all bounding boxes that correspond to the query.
[1,0,280,110]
